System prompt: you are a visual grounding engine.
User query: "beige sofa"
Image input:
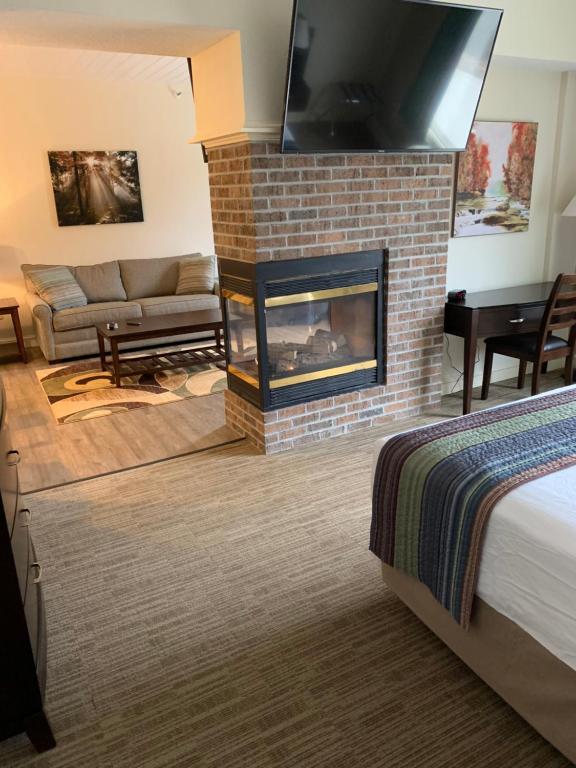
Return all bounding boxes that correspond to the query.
[23,254,220,362]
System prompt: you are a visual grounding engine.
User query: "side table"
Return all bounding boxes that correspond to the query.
[0,298,28,363]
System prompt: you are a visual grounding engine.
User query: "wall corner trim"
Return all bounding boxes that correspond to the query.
[190,123,282,148]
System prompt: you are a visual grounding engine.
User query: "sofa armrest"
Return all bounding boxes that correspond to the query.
[25,292,56,361]
[25,291,52,322]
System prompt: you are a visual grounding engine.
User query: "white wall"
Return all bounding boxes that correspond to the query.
[547,72,576,277]
[442,62,564,393]
[0,70,214,340]
[458,0,576,68]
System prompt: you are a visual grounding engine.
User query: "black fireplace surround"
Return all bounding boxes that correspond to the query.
[218,250,386,410]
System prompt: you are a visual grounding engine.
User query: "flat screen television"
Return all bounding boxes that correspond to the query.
[281,0,503,153]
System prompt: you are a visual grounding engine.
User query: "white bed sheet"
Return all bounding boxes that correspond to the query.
[373,390,576,672]
[477,464,576,672]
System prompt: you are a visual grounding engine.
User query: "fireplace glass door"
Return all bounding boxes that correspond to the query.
[225,296,259,385]
[264,287,377,387]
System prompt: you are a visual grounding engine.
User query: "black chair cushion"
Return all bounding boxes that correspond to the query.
[485,333,568,355]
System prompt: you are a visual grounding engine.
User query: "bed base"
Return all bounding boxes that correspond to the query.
[382,563,576,764]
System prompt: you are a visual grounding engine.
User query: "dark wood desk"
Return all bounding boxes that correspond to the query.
[444,282,554,415]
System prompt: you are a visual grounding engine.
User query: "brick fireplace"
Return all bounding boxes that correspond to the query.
[206,140,453,453]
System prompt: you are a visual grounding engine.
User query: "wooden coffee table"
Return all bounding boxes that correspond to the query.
[95,309,225,387]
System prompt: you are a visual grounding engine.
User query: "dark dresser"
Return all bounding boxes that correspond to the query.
[0,381,55,752]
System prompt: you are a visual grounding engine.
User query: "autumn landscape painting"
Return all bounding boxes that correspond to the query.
[48,150,144,227]
[453,121,538,238]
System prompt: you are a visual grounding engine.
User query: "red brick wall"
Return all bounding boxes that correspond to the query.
[207,141,454,452]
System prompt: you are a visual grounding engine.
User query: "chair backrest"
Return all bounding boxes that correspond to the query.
[539,273,576,347]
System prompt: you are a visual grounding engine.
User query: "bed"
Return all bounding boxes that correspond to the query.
[371,388,576,764]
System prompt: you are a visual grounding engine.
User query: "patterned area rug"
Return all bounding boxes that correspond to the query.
[36,360,227,423]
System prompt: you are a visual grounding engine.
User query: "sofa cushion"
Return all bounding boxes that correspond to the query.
[22,263,75,293]
[53,301,142,332]
[138,294,220,318]
[175,255,215,295]
[75,260,127,303]
[29,267,87,311]
[119,254,202,300]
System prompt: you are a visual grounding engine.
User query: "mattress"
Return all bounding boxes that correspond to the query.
[477,464,576,672]
[373,390,576,672]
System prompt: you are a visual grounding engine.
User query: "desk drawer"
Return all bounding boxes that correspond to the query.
[12,510,30,600]
[0,431,19,536]
[1,466,18,537]
[24,567,40,663]
[478,305,544,336]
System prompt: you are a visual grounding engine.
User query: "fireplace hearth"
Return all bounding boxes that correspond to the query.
[218,251,386,410]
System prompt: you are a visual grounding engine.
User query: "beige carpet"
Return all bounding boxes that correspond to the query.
[1,427,570,767]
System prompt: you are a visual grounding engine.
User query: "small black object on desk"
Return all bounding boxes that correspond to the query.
[447,289,467,303]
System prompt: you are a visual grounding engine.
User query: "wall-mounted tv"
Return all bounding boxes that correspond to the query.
[281,0,503,154]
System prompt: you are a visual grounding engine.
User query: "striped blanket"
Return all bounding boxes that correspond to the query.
[370,388,576,628]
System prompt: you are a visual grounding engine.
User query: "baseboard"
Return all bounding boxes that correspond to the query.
[442,364,518,396]
[441,359,565,396]
[0,335,35,347]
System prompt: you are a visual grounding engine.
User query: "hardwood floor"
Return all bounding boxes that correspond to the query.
[0,347,242,493]
[0,346,569,494]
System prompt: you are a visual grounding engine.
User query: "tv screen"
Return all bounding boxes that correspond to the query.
[281,0,502,153]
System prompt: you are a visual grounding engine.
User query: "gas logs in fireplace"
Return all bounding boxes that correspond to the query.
[218,251,386,410]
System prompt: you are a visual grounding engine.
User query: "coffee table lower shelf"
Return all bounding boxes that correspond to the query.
[100,344,226,386]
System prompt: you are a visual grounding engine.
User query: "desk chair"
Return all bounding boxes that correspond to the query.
[481,273,576,399]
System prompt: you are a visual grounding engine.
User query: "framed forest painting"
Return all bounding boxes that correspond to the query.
[48,150,144,226]
[452,121,538,237]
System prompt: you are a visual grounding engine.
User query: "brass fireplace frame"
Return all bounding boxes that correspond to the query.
[223,281,379,390]
[263,281,378,308]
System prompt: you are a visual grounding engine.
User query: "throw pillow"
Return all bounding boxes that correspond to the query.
[21,263,69,293]
[175,256,215,295]
[119,254,199,300]
[29,267,87,311]
[75,261,128,303]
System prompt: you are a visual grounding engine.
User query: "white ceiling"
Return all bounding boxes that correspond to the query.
[0,11,232,57]
[0,44,191,85]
